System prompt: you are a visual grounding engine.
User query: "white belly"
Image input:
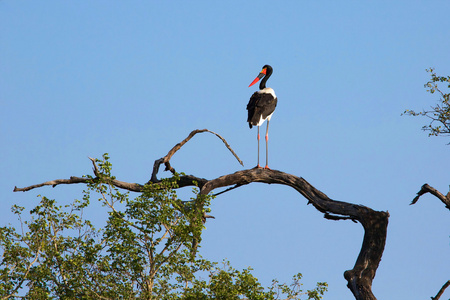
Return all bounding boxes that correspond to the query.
[255,112,274,126]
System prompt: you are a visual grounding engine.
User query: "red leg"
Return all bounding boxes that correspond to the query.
[264,120,270,169]
[256,126,261,168]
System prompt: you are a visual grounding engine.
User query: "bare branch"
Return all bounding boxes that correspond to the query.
[411,183,450,211]
[212,184,247,197]
[13,176,90,192]
[150,129,243,183]
[13,175,144,193]
[431,280,450,300]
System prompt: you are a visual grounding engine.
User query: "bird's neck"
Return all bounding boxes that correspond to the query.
[259,78,267,90]
[259,70,272,90]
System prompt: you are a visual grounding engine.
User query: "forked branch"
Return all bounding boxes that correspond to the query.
[150,129,243,183]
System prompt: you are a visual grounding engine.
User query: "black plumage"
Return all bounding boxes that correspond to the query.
[247,92,277,128]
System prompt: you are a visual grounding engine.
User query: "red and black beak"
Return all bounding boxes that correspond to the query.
[248,67,267,87]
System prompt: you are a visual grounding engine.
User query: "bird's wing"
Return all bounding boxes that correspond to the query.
[256,93,277,120]
[246,92,260,127]
[246,92,277,127]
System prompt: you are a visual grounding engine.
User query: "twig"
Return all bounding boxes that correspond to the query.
[88,156,100,175]
[212,184,246,197]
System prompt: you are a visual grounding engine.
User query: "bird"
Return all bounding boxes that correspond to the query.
[247,65,277,169]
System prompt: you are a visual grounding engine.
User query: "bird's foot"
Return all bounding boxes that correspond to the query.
[254,164,263,169]
[264,165,271,170]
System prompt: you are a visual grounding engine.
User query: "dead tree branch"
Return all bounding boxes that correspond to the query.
[431,280,450,300]
[199,169,388,300]
[13,129,389,300]
[150,129,243,183]
[14,157,145,193]
[13,176,90,192]
[411,183,450,211]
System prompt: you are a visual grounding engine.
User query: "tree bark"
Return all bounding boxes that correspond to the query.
[13,129,389,300]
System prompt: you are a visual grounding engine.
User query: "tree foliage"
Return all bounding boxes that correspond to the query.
[404,68,450,139]
[1,154,327,299]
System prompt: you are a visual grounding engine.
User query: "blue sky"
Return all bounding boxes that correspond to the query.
[1,1,450,298]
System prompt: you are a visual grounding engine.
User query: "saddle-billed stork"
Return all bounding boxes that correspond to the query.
[247,65,277,169]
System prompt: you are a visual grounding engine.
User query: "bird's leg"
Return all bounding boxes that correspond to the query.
[256,126,261,168]
[264,120,270,169]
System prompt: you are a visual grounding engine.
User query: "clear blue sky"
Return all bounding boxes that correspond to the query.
[1,1,450,298]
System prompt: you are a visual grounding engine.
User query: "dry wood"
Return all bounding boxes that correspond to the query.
[431,280,450,300]
[14,158,144,193]
[150,129,243,183]
[411,183,450,211]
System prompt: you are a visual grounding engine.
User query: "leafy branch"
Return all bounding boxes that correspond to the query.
[403,68,450,139]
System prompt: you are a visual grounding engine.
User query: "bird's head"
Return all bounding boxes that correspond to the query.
[248,65,272,87]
